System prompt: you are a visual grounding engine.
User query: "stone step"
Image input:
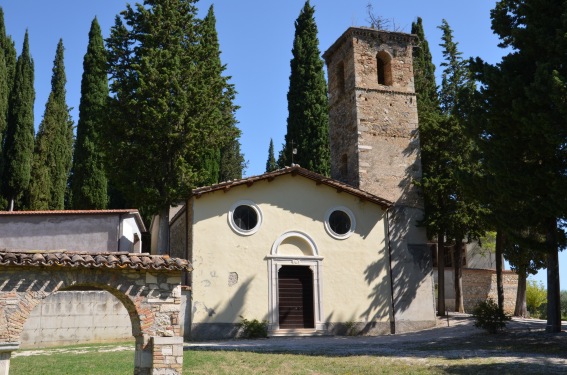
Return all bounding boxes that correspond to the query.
[269,329,329,337]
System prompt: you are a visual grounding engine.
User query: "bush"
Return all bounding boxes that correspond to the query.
[238,317,268,339]
[560,290,567,320]
[472,299,511,334]
[526,279,547,318]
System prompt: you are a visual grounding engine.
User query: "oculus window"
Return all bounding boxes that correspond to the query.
[324,206,356,239]
[228,200,262,235]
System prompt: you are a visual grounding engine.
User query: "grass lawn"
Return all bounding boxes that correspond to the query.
[9,339,566,375]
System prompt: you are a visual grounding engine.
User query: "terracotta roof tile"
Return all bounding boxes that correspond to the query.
[0,250,192,272]
[191,165,392,209]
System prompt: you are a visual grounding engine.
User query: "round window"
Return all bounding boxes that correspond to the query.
[324,206,355,239]
[228,200,262,235]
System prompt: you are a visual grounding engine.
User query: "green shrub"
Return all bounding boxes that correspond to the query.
[238,317,268,339]
[472,299,511,334]
[526,279,547,318]
[560,290,567,320]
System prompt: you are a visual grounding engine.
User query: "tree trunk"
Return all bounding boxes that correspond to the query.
[495,229,505,312]
[156,206,170,256]
[514,267,528,317]
[454,238,464,313]
[7,197,14,211]
[546,217,561,333]
[437,232,446,316]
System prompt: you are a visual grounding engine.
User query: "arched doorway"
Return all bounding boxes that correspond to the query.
[267,231,323,333]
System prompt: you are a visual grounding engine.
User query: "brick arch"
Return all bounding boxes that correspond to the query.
[0,250,192,375]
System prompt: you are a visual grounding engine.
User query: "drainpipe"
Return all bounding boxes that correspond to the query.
[385,209,396,334]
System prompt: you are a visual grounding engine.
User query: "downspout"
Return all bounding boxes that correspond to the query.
[118,213,123,252]
[385,208,396,334]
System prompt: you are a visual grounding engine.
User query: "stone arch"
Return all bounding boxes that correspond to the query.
[0,250,191,375]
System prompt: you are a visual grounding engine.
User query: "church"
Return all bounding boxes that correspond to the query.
[165,26,437,339]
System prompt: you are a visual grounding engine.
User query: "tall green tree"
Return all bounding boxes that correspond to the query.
[411,17,448,316]
[472,0,567,333]
[219,137,245,181]
[194,5,242,186]
[106,0,236,253]
[1,31,34,211]
[70,18,109,209]
[28,39,73,210]
[278,1,329,175]
[0,7,17,176]
[266,138,277,173]
[423,20,485,313]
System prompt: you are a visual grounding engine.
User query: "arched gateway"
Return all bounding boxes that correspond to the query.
[0,250,191,375]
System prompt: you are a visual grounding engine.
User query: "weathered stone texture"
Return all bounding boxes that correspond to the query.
[0,252,188,374]
[324,27,435,333]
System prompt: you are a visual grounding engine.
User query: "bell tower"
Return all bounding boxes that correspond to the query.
[323,27,435,333]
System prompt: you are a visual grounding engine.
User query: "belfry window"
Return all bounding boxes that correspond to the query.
[376,51,392,86]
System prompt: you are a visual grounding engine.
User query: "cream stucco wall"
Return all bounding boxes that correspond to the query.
[190,174,392,333]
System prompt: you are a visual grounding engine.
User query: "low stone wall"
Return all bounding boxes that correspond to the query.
[21,291,132,349]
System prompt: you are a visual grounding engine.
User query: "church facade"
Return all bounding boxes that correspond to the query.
[169,27,437,339]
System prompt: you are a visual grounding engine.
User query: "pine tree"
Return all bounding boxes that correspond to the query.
[266,138,277,172]
[278,1,329,175]
[70,18,109,209]
[1,31,34,211]
[472,0,567,332]
[106,0,237,253]
[28,39,73,210]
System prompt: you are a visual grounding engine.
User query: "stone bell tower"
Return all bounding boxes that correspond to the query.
[323,27,435,333]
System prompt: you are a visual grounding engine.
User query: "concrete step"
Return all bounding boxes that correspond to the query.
[269,329,329,337]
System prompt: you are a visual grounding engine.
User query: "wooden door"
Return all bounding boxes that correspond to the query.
[278,266,314,329]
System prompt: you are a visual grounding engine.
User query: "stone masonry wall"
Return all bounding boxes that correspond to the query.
[462,269,518,314]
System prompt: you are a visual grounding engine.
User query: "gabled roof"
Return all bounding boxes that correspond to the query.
[0,209,147,232]
[191,165,392,209]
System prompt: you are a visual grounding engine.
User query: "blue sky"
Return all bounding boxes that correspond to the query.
[1,0,563,289]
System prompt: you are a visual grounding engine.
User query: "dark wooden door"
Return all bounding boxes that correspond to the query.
[278,266,314,329]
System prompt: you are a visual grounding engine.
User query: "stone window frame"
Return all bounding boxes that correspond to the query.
[324,206,356,240]
[228,200,263,236]
[376,50,393,86]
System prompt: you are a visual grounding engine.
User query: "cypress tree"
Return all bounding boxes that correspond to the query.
[70,18,109,209]
[0,7,17,207]
[278,1,329,175]
[196,5,242,185]
[219,137,245,181]
[266,138,277,173]
[28,39,73,210]
[2,31,34,211]
[106,0,237,253]
[411,17,448,316]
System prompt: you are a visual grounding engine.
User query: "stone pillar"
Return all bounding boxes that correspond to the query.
[151,336,183,374]
[0,343,19,375]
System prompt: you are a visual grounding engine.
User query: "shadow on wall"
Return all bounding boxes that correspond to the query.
[361,257,392,326]
[190,276,268,340]
[387,130,432,316]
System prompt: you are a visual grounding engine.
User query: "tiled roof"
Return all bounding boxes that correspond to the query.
[0,250,192,272]
[191,165,392,209]
[0,209,147,232]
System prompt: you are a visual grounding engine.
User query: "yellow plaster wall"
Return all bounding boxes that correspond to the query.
[190,174,391,325]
